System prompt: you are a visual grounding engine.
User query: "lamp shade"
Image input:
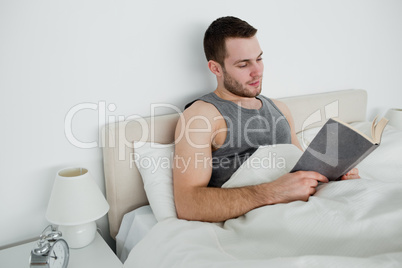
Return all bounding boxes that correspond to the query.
[46,167,109,226]
[385,108,402,130]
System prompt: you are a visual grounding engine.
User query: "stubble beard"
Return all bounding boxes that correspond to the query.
[222,68,262,98]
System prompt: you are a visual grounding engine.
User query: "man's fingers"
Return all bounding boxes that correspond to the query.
[341,174,361,180]
[341,168,361,180]
[299,171,328,183]
[346,168,358,176]
[309,187,316,196]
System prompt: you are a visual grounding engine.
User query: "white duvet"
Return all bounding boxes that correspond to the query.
[124,124,402,267]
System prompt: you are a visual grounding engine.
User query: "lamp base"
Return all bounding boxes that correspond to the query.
[58,222,97,248]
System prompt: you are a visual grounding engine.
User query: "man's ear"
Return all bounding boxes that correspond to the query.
[208,60,223,77]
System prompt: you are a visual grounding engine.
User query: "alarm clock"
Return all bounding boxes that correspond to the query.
[29,225,70,268]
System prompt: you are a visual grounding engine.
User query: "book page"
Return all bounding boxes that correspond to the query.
[332,117,374,144]
[373,117,389,143]
[333,116,388,145]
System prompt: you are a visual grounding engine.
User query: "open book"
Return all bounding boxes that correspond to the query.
[291,117,389,181]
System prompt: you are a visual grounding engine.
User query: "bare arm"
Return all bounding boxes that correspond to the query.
[173,101,328,222]
[272,99,303,151]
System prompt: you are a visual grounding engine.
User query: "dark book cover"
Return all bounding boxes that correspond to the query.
[291,118,383,181]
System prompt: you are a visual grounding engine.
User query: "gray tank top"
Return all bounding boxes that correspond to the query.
[185,92,291,187]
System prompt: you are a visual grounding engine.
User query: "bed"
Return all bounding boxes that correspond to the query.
[102,89,402,267]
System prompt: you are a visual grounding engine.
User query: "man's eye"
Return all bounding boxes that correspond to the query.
[257,57,263,61]
[238,64,247,68]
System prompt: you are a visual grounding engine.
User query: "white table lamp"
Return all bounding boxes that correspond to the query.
[46,167,109,248]
[385,108,402,130]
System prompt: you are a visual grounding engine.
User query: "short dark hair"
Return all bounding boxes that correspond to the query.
[203,16,257,66]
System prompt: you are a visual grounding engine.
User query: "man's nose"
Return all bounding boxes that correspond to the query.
[250,62,263,77]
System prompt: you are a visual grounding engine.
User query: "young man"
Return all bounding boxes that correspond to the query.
[173,16,359,222]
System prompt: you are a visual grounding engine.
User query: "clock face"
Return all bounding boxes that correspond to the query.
[48,239,69,268]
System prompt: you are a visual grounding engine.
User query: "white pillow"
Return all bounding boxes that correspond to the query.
[222,144,302,188]
[133,141,176,221]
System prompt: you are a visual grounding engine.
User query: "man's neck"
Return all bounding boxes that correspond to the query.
[214,88,262,110]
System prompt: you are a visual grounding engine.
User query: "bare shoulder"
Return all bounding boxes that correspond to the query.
[271,99,303,150]
[179,100,223,127]
[271,99,291,118]
[183,100,220,118]
[175,100,222,139]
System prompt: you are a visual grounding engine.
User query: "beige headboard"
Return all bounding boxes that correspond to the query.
[102,89,367,238]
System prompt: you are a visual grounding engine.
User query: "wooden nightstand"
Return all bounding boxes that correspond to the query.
[0,232,122,268]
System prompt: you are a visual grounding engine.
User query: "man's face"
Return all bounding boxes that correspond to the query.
[221,36,264,98]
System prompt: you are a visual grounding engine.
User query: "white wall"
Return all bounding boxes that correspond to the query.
[1,0,401,248]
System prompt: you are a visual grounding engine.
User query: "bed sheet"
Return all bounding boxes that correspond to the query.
[122,123,402,267]
[116,205,157,263]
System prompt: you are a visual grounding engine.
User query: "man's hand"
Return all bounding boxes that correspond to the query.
[340,168,360,180]
[266,171,329,204]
